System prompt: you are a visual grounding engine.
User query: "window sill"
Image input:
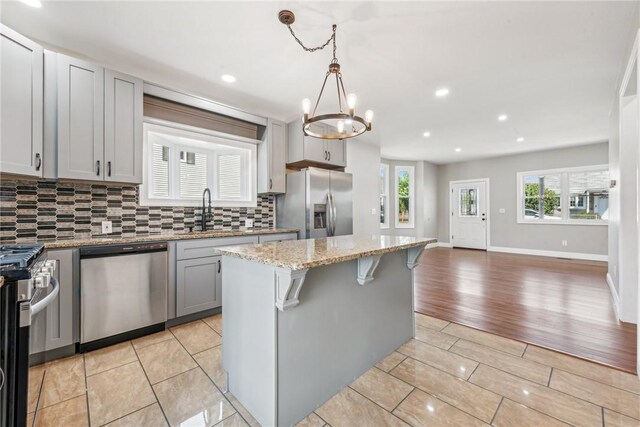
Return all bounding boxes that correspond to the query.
[517,219,607,226]
[139,198,258,208]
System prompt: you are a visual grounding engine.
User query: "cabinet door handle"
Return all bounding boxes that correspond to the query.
[328,151,331,161]
[96,160,100,176]
[269,178,272,189]
[34,153,42,171]
[218,260,221,273]
[107,161,112,177]
[324,150,327,160]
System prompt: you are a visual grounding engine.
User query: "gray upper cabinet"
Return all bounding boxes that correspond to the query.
[30,249,75,356]
[52,53,143,183]
[0,25,44,177]
[287,120,346,168]
[56,54,105,180]
[258,118,286,194]
[104,70,143,184]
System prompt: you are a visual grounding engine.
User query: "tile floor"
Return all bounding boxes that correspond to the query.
[27,313,640,427]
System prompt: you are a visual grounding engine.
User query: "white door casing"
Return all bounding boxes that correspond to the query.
[450,180,488,250]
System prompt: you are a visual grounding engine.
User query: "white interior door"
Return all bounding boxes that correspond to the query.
[451,181,487,250]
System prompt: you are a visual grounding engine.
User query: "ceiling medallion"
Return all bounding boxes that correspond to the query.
[279,10,373,140]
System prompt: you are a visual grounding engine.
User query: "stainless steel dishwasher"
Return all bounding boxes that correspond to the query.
[80,242,167,350]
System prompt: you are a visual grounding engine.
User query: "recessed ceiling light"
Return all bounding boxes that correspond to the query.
[455,148,462,152]
[221,74,236,83]
[19,0,42,7]
[423,132,431,138]
[435,88,450,98]
[498,114,508,121]
[517,137,525,142]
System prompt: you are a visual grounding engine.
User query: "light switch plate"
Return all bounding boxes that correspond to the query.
[371,208,377,215]
[245,219,254,229]
[101,221,113,234]
[499,208,506,214]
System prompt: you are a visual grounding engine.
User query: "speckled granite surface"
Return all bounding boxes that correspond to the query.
[217,235,437,270]
[43,228,299,249]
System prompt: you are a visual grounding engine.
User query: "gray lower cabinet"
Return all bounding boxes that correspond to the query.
[176,256,222,317]
[0,25,44,177]
[30,249,75,355]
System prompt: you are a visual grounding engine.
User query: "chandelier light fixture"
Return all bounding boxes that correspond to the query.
[278,10,373,140]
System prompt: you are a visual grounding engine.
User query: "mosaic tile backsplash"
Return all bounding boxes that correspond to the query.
[0,179,274,243]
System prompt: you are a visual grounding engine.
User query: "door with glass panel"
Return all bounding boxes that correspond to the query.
[451,181,487,250]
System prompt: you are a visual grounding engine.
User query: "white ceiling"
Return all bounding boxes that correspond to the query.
[1,1,636,164]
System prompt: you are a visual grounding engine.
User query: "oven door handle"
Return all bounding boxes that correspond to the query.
[30,277,59,316]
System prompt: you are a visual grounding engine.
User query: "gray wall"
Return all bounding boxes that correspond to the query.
[437,142,609,255]
[346,138,381,236]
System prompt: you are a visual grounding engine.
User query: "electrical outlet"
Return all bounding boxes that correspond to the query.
[101,221,113,234]
[499,208,506,214]
[562,240,568,247]
[245,219,254,229]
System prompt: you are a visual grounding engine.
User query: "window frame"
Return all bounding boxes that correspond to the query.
[394,165,415,229]
[380,163,390,229]
[140,120,258,208]
[516,164,609,226]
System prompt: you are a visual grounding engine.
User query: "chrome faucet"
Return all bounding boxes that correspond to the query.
[201,188,212,231]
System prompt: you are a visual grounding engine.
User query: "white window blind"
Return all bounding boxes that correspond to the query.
[179,150,208,199]
[217,153,242,199]
[151,143,170,197]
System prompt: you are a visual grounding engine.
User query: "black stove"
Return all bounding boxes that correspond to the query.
[0,244,45,280]
[1,243,55,427]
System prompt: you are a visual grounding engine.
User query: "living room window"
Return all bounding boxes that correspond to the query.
[517,165,608,224]
[395,165,415,228]
[141,122,257,207]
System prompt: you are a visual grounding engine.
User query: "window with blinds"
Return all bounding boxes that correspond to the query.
[141,122,257,207]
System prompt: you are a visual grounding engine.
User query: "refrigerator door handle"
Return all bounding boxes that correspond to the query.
[329,192,337,236]
[326,192,333,236]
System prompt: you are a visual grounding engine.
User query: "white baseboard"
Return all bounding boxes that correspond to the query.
[486,246,608,262]
[606,273,621,320]
[437,242,453,248]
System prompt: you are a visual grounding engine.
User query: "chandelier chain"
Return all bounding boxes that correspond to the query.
[287,24,338,60]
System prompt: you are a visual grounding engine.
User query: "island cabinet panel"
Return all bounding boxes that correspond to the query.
[176,256,221,316]
[56,54,105,180]
[0,25,44,177]
[30,249,75,357]
[222,249,415,427]
[104,69,143,184]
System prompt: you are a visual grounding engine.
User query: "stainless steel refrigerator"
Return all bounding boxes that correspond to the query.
[276,168,353,238]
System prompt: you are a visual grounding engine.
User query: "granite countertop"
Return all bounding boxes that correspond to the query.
[217,235,437,270]
[40,228,299,249]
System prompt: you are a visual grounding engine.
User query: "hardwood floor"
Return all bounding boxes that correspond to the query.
[414,247,638,373]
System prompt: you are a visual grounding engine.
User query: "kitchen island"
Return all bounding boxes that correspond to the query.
[217,234,436,426]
